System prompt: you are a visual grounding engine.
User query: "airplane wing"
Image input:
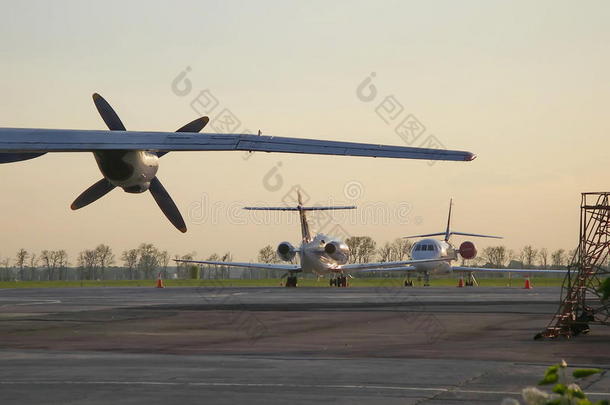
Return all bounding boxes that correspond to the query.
[243,206,356,211]
[0,128,475,162]
[452,266,568,274]
[340,258,447,271]
[352,266,417,273]
[174,259,300,271]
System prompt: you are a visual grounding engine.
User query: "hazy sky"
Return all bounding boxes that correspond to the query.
[1,0,609,263]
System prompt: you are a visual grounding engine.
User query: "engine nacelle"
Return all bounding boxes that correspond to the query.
[324,241,349,264]
[459,241,477,260]
[277,242,296,262]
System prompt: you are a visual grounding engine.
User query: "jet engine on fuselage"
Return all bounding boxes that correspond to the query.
[323,241,349,264]
[277,242,297,262]
[458,241,477,260]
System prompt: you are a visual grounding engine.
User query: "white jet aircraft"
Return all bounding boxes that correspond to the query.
[0,94,475,232]
[175,191,445,287]
[363,199,568,286]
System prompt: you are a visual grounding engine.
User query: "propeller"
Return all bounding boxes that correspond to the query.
[70,93,208,232]
[157,116,209,158]
[92,93,126,131]
[149,177,187,233]
[71,178,116,210]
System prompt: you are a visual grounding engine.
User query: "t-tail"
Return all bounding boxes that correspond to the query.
[404,198,503,241]
[243,190,356,243]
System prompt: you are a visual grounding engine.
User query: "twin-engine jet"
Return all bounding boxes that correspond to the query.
[175,191,444,287]
[362,199,568,285]
[0,94,475,232]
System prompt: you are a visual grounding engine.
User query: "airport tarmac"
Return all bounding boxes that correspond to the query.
[0,286,608,404]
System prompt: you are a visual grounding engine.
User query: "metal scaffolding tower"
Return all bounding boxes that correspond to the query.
[536,192,610,339]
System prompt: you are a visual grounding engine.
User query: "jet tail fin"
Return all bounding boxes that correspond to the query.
[244,190,355,243]
[404,199,502,241]
[444,198,453,241]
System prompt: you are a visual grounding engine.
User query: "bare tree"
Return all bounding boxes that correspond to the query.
[567,249,578,266]
[345,237,362,263]
[521,245,538,268]
[78,249,98,280]
[159,250,170,278]
[55,250,68,280]
[29,253,38,267]
[40,250,53,280]
[377,242,393,262]
[482,246,507,268]
[40,250,68,280]
[95,244,115,280]
[15,248,28,280]
[391,238,412,261]
[121,249,139,279]
[257,246,277,263]
[346,236,377,263]
[551,249,566,268]
[137,243,161,279]
[538,248,548,269]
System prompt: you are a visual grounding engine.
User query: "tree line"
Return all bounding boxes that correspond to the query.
[0,238,600,282]
[1,244,175,281]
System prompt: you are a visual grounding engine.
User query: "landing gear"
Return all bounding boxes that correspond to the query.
[423,272,431,287]
[330,275,348,287]
[285,275,298,287]
[404,279,414,287]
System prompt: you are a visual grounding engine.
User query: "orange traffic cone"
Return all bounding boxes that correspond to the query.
[524,276,532,289]
[457,277,464,288]
[155,273,165,288]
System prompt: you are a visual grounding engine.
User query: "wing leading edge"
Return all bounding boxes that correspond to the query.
[452,266,568,274]
[340,258,448,271]
[174,259,301,272]
[0,128,475,162]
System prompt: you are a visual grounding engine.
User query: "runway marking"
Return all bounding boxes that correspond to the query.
[0,299,61,308]
[0,380,608,396]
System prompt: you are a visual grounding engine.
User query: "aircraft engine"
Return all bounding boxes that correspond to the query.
[277,242,297,262]
[69,93,209,233]
[459,241,477,260]
[324,241,349,264]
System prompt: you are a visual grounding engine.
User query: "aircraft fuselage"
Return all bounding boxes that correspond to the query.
[291,233,349,276]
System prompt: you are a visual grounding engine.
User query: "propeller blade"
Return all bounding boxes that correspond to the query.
[92,93,126,131]
[149,177,187,233]
[176,116,209,133]
[71,178,116,210]
[157,117,209,158]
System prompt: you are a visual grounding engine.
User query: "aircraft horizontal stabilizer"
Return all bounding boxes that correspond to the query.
[244,206,356,211]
